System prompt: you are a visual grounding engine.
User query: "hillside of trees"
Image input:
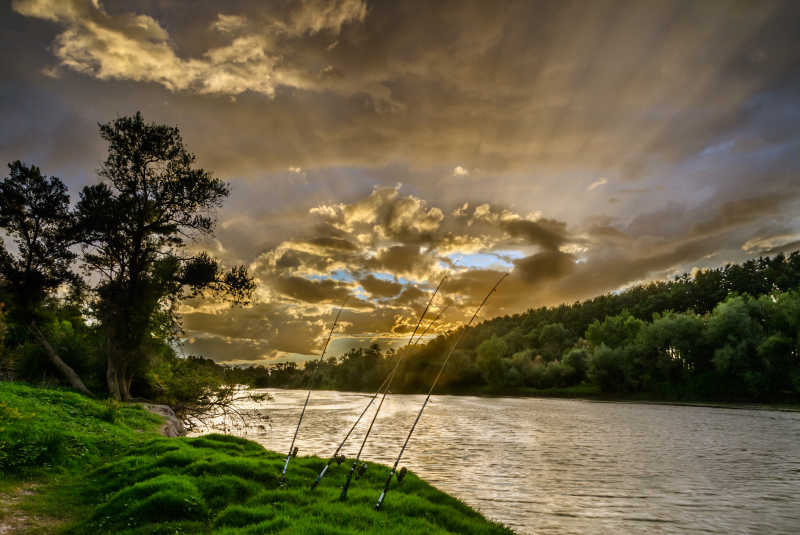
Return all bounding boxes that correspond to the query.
[268,253,800,403]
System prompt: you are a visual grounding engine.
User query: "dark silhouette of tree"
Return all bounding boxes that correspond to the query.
[0,161,91,395]
[77,113,254,400]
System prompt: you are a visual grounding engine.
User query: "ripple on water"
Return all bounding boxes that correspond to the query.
[193,390,800,535]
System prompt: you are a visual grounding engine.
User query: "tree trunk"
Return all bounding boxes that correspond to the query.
[29,321,93,397]
[106,352,122,401]
[120,364,132,402]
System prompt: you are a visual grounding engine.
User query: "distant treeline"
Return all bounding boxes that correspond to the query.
[262,252,800,402]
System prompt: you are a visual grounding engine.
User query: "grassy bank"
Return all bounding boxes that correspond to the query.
[0,382,512,535]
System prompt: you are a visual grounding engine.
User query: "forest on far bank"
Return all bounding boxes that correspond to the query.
[264,252,800,403]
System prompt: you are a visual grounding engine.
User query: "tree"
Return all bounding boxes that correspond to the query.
[586,310,644,349]
[77,113,254,400]
[537,322,571,361]
[476,334,508,387]
[588,344,633,392]
[0,161,91,395]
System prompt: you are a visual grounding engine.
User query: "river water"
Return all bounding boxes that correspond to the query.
[193,389,800,534]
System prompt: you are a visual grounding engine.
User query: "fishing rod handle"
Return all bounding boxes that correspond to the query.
[281,454,291,475]
[375,474,393,510]
[340,461,358,500]
[311,462,330,490]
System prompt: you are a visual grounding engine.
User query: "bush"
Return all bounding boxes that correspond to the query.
[588,344,633,392]
[586,311,644,349]
[11,319,104,392]
[562,347,589,383]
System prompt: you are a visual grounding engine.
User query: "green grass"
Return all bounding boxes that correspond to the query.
[0,381,162,475]
[0,382,513,534]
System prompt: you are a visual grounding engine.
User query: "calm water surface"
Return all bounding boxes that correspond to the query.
[194,390,800,534]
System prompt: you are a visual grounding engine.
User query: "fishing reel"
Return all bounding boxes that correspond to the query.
[291,446,299,457]
[355,463,368,480]
[335,454,346,465]
[396,466,408,483]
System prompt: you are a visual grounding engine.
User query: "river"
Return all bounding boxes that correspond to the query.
[193,389,800,534]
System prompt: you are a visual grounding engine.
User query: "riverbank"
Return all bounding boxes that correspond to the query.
[268,383,800,412]
[0,382,513,534]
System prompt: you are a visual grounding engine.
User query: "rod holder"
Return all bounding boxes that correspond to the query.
[356,463,367,479]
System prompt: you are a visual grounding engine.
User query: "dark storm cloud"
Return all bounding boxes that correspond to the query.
[368,245,435,280]
[7,0,800,182]
[306,236,359,251]
[690,193,796,237]
[181,301,326,358]
[359,274,402,298]
[272,275,353,304]
[513,251,576,284]
[501,219,568,251]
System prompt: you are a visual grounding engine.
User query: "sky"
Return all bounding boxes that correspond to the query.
[2,0,799,365]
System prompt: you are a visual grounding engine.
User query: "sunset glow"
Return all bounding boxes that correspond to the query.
[3,0,799,365]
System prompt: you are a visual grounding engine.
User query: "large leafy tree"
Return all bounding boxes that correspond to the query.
[78,113,254,400]
[0,161,91,395]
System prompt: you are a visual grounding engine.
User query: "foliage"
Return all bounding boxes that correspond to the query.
[11,314,105,390]
[586,311,644,349]
[0,303,7,377]
[262,254,800,403]
[0,161,78,317]
[144,355,270,432]
[74,112,254,400]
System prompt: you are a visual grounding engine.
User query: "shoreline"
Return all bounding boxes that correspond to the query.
[263,385,800,412]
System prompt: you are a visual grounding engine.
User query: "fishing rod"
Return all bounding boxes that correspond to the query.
[375,272,509,510]
[338,274,448,500]
[279,298,347,484]
[309,370,392,489]
[410,304,450,346]
[310,280,449,490]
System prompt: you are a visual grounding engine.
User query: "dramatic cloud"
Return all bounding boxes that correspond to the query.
[4,0,800,364]
[12,0,368,97]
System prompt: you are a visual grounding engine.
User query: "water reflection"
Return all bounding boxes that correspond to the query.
[193,390,800,534]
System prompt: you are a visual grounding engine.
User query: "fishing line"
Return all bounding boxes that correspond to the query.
[375,272,509,510]
[279,298,348,484]
[410,304,450,346]
[337,274,448,499]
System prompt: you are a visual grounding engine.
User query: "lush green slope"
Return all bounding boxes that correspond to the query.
[0,382,512,535]
[0,381,162,475]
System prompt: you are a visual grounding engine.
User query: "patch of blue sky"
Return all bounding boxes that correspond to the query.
[493,249,525,259]
[447,251,519,269]
[351,286,369,301]
[306,269,355,283]
[371,271,414,286]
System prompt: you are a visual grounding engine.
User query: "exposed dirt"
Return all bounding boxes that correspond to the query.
[0,482,61,535]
